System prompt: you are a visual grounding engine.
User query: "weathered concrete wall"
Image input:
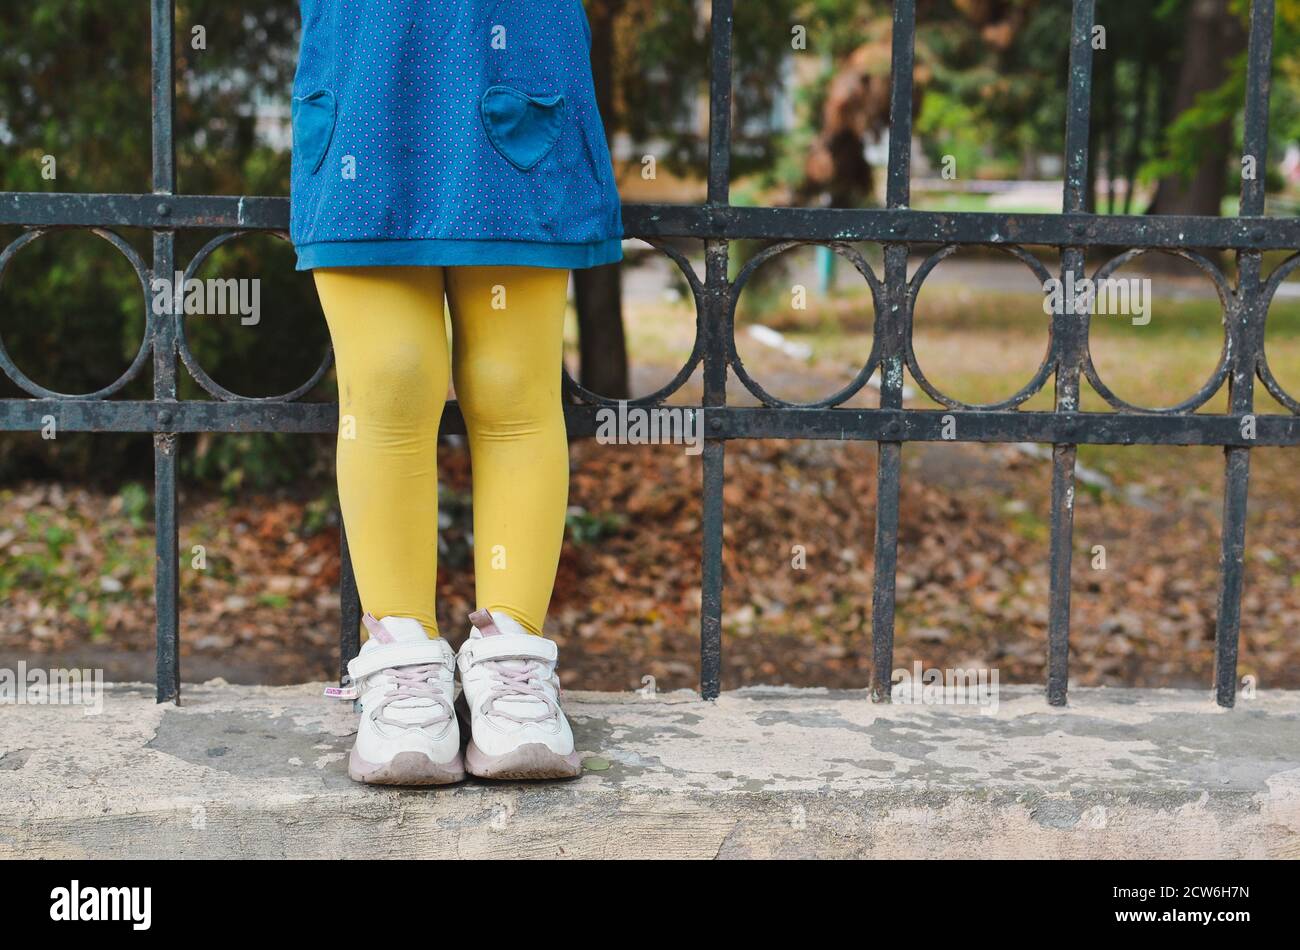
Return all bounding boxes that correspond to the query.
[1,683,1297,858]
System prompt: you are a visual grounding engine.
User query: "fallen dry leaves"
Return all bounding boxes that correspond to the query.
[1,438,1296,692]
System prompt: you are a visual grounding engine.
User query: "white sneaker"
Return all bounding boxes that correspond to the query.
[345,613,463,785]
[457,609,581,780]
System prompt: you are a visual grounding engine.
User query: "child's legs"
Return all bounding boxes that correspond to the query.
[446,265,570,635]
[314,266,449,638]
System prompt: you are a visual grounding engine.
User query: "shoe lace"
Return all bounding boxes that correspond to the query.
[372,664,452,729]
[481,659,559,725]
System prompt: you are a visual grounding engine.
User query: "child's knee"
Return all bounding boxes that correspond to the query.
[455,353,558,433]
[340,343,447,424]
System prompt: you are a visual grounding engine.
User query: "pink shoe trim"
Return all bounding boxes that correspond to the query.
[362,612,395,644]
[468,608,504,637]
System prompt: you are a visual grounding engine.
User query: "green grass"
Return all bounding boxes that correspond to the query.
[910,192,1063,214]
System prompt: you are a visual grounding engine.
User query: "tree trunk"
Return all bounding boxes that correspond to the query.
[572,0,629,400]
[574,262,629,399]
[1121,56,1151,215]
[1146,0,1246,217]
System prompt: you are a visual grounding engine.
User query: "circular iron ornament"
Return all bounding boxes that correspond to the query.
[1081,248,1233,414]
[175,230,334,402]
[1256,251,1300,414]
[0,228,154,399]
[905,244,1057,411]
[726,240,884,410]
[562,238,706,407]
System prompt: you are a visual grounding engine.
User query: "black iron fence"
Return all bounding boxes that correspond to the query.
[2,0,1296,707]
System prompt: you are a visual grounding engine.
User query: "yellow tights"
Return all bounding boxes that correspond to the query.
[314,265,570,639]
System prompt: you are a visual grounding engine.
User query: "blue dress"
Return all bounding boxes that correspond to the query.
[290,1,623,271]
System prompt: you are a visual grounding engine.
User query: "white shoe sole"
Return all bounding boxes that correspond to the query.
[348,747,465,786]
[465,740,582,780]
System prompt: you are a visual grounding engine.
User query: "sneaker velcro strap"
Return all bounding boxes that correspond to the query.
[460,633,557,667]
[347,641,451,682]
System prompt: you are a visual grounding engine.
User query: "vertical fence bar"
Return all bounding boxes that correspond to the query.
[705,0,734,208]
[699,266,726,700]
[869,0,916,702]
[1046,0,1096,707]
[153,433,179,703]
[1214,449,1250,706]
[883,0,916,213]
[1215,0,1274,707]
[339,524,362,682]
[151,0,180,703]
[698,0,733,700]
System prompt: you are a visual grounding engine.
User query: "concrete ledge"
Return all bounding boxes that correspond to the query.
[2,683,1298,858]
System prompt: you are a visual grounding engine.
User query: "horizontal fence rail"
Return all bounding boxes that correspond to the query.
[0,0,1291,706]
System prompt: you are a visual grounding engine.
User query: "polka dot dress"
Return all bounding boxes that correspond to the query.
[290,0,623,271]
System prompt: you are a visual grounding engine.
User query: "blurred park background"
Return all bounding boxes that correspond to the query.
[1,0,1299,691]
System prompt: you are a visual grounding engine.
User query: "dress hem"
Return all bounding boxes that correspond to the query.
[294,237,623,271]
